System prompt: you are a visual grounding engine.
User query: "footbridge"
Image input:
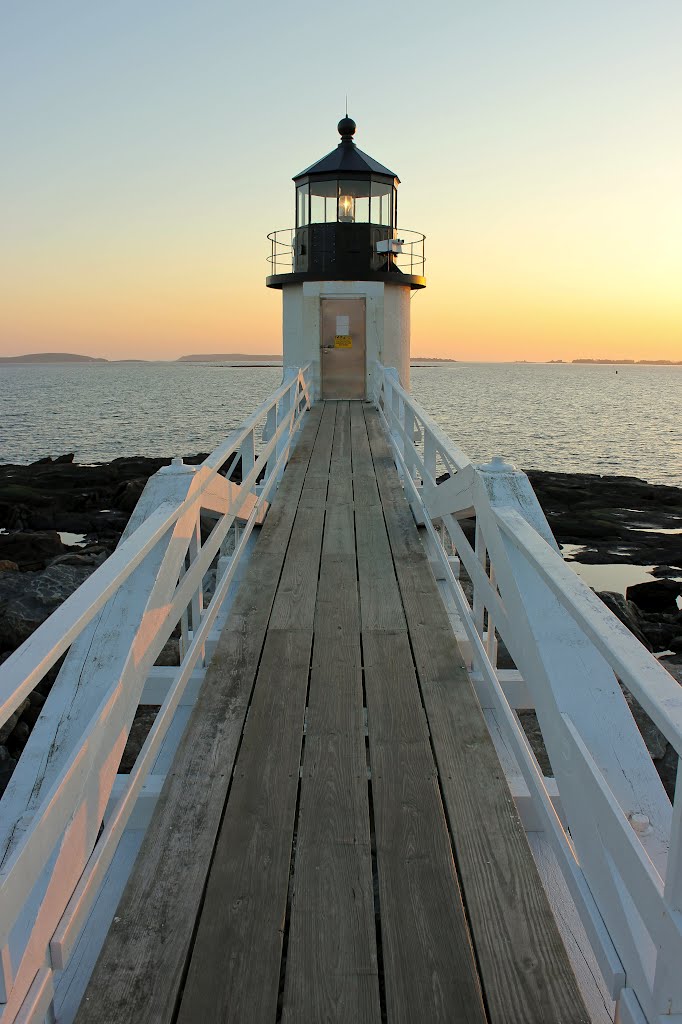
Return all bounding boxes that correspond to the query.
[1,365,680,1024]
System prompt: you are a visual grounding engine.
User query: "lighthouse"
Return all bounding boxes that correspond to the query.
[267,115,425,399]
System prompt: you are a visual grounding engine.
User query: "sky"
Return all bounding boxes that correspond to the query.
[1,0,681,362]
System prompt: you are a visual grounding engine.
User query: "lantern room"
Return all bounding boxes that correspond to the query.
[267,116,425,398]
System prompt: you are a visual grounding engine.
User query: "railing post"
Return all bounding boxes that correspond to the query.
[652,771,682,1015]
[473,519,486,640]
[403,404,416,483]
[240,431,255,481]
[0,943,13,1004]
[423,429,436,486]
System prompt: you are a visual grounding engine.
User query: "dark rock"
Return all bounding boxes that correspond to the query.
[0,564,93,651]
[20,704,43,727]
[638,622,681,652]
[114,478,148,513]
[8,720,30,748]
[49,549,108,569]
[54,453,75,464]
[0,530,66,570]
[596,592,653,651]
[527,470,682,568]
[0,745,17,797]
[670,636,682,653]
[653,566,682,580]
[0,560,19,572]
[155,637,180,667]
[660,656,682,686]
[118,706,160,773]
[626,579,681,615]
[495,639,517,670]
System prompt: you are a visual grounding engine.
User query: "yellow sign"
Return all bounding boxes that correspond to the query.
[334,335,353,348]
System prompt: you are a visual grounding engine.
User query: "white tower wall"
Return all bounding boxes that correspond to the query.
[282,280,411,397]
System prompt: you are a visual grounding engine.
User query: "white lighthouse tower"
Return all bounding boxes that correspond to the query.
[267,115,425,399]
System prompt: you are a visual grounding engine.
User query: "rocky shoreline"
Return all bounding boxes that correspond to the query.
[0,455,680,797]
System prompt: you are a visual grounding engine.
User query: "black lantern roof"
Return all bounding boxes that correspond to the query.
[293,117,399,184]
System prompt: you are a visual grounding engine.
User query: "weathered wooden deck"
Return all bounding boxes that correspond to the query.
[77,401,589,1024]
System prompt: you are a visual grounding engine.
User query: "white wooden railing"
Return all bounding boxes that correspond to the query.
[0,365,313,1024]
[373,362,682,1024]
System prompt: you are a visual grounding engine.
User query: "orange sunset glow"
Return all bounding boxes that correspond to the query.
[1,2,681,364]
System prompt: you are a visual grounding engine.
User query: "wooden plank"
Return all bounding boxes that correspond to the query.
[174,410,333,1024]
[363,631,487,1024]
[353,404,405,632]
[355,505,406,632]
[350,400,381,508]
[327,400,352,506]
[298,399,337,507]
[364,406,591,1024]
[283,402,380,1021]
[175,628,315,1024]
[75,407,323,1024]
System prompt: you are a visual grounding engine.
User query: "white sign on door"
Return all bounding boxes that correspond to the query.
[335,315,350,335]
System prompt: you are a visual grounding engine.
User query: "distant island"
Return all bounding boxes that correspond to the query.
[572,359,682,365]
[178,353,282,362]
[0,352,107,364]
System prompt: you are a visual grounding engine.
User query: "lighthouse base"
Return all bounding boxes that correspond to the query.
[281,280,411,400]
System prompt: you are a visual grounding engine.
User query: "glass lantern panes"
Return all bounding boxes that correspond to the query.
[310,180,338,223]
[370,180,394,227]
[296,184,309,227]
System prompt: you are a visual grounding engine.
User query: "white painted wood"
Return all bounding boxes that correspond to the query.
[48,394,308,977]
[614,989,648,1024]
[371,358,682,1020]
[483,709,564,829]
[0,365,303,731]
[150,706,193,776]
[471,669,533,709]
[527,832,615,1024]
[0,366,313,1020]
[371,363,645,1006]
[3,360,680,1022]
[7,965,53,1024]
[0,946,12,1005]
[140,667,205,706]
[104,775,164,832]
[52,831,144,1024]
[495,507,682,751]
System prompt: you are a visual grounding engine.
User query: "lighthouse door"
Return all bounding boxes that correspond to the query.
[320,298,366,400]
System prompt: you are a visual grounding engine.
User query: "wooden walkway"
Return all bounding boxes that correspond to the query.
[77,402,589,1024]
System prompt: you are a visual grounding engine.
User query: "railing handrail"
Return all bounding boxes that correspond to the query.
[495,507,682,750]
[0,365,313,1022]
[0,365,311,730]
[371,360,682,1024]
[373,361,681,748]
[267,226,426,275]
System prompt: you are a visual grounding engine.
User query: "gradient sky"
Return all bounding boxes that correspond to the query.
[1,1,681,362]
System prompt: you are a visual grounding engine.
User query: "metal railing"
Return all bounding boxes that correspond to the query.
[0,366,313,1023]
[267,226,425,277]
[372,361,682,1024]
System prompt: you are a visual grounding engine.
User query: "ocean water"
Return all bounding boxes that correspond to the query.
[0,361,680,487]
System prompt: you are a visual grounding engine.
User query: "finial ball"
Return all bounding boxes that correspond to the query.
[337,116,356,139]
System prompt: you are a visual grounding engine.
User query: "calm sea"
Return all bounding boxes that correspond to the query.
[0,361,680,487]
